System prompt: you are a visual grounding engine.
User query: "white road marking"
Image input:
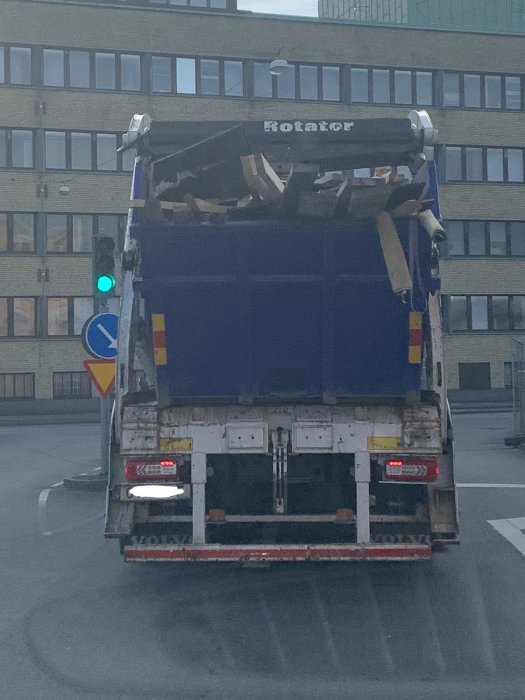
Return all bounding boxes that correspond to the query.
[488,517,525,557]
[37,481,64,536]
[457,483,525,488]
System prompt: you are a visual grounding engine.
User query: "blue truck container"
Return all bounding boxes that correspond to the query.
[135,218,432,406]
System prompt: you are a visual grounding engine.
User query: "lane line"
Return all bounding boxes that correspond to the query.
[457,483,525,488]
[488,518,525,557]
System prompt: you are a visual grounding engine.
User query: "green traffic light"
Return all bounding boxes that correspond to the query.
[97,274,116,294]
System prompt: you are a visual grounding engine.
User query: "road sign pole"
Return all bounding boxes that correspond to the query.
[99,300,110,478]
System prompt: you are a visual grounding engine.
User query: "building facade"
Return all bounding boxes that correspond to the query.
[1,0,525,408]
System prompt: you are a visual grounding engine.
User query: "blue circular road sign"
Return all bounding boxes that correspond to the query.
[81,313,119,359]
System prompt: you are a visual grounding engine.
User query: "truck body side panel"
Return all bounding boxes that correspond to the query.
[135,220,431,405]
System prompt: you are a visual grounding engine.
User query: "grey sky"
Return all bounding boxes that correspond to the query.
[238,1,319,17]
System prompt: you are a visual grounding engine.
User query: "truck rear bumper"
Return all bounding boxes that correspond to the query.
[124,542,432,562]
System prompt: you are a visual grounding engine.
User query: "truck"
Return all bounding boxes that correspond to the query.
[105,109,458,563]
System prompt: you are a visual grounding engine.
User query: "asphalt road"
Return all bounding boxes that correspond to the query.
[2,414,525,700]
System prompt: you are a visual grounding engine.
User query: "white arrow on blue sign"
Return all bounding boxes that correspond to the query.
[81,313,119,360]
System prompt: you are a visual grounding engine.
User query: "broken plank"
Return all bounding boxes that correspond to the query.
[279,163,319,217]
[241,153,284,201]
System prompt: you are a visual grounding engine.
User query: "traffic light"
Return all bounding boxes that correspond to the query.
[92,236,116,298]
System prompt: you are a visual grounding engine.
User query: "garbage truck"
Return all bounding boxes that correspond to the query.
[105,109,458,562]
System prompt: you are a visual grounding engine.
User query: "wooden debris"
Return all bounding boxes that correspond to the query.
[298,191,338,219]
[314,172,346,189]
[347,181,391,219]
[375,211,413,295]
[279,163,319,217]
[241,153,284,201]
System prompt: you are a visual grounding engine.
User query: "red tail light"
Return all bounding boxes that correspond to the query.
[384,458,439,482]
[124,458,180,481]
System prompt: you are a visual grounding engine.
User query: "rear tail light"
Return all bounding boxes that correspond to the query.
[124,458,181,481]
[384,458,439,482]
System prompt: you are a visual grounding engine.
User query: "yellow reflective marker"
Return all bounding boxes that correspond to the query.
[159,437,193,453]
[367,436,402,451]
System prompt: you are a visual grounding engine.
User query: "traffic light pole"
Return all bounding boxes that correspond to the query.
[98,299,111,478]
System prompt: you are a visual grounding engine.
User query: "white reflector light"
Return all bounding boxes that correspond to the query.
[128,485,185,500]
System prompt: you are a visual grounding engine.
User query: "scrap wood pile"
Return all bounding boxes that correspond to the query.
[131,123,445,248]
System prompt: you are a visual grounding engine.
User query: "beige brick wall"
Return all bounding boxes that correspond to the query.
[443,334,525,390]
[2,1,525,73]
[0,338,88,398]
[441,260,525,295]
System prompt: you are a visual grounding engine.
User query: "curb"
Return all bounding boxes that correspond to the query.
[63,473,108,491]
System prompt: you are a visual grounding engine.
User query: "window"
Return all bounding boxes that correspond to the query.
[471,296,488,330]
[464,74,481,107]
[394,70,412,104]
[47,297,93,336]
[12,298,36,336]
[443,146,525,183]
[485,75,502,108]
[299,65,318,100]
[46,214,68,253]
[253,62,272,98]
[372,69,390,103]
[0,213,35,253]
[0,299,6,336]
[120,54,141,91]
[446,220,465,256]
[277,65,296,99]
[224,60,243,96]
[511,223,525,256]
[0,47,4,83]
[445,146,462,181]
[72,215,93,253]
[465,221,485,255]
[200,59,220,95]
[0,213,6,252]
[12,214,35,252]
[45,131,66,169]
[507,149,524,182]
[447,295,525,331]
[176,57,196,94]
[0,130,5,168]
[465,147,482,181]
[415,71,432,105]
[69,51,91,88]
[443,72,460,106]
[11,130,33,168]
[350,67,368,102]
[322,66,340,101]
[53,372,92,399]
[505,76,521,110]
[96,133,117,171]
[10,47,31,85]
[487,148,504,182]
[0,373,34,399]
[513,297,525,330]
[71,132,92,170]
[459,363,491,390]
[95,52,115,90]
[47,297,68,336]
[488,222,507,256]
[450,296,468,331]
[492,296,510,330]
[43,49,64,87]
[151,55,172,93]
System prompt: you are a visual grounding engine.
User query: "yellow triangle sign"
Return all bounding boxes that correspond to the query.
[83,359,116,397]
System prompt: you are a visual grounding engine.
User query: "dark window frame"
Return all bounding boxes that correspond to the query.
[445,294,525,332]
[0,296,37,337]
[52,371,92,399]
[0,212,36,254]
[443,146,525,183]
[0,372,35,399]
[46,296,94,338]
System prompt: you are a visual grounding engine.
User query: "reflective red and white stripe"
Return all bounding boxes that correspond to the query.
[124,543,432,562]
